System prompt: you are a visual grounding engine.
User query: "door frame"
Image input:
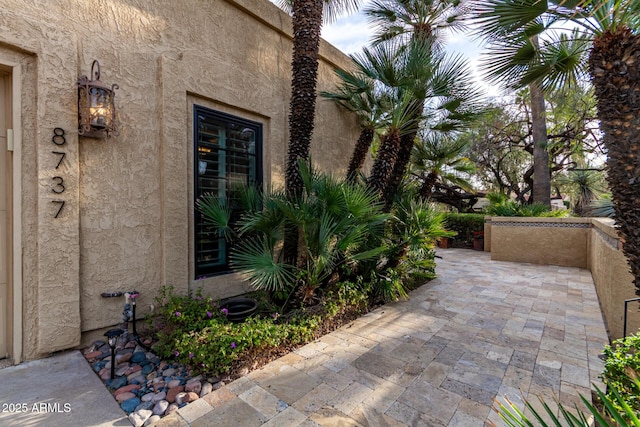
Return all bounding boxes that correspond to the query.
[0,60,22,364]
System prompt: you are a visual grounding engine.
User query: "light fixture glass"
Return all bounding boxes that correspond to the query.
[78,60,119,138]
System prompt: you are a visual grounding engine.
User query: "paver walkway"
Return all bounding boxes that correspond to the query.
[154,249,609,427]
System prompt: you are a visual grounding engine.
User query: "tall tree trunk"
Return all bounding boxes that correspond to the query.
[382,96,422,210]
[589,27,640,295]
[382,132,415,211]
[367,129,400,195]
[346,126,375,182]
[283,0,323,263]
[529,35,551,208]
[419,171,438,200]
[286,0,323,197]
[529,81,551,207]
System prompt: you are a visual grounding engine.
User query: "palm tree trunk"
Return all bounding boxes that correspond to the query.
[419,171,438,200]
[529,34,551,207]
[285,0,323,198]
[382,96,423,210]
[347,126,375,182]
[283,0,323,264]
[382,132,415,210]
[529,80,551,207]
[367,129,400,195]
[589,27,640,294]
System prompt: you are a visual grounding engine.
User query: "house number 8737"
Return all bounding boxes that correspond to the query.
[51,128,66,218]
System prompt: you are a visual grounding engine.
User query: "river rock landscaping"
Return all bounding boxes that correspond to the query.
[84,335,221,427]
[82,287,374,427]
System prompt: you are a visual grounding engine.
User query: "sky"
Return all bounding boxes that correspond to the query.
[318,6,501,97]
[266,0,504,96]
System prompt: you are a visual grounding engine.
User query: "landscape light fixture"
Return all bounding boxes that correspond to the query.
[78,60,119,138]
[104,328,123,380]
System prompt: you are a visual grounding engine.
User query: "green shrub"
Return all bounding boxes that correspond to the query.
[373,196,451,301]
[197,162,389,303]
[602,333,640,414]
[487,200,568,217]
[149,285,370,376]
[198,166,448,306]
[443,213,485,246]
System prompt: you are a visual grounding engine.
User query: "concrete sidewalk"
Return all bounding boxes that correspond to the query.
[0,249,610,426]
[0,350,130,427]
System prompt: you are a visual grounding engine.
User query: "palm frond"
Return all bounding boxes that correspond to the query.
[520,29,591,92]
[472,0,550,40]
[275,0,361,26]
[365,0,469,47]
[230,237,296,293]
[195,193,235,241]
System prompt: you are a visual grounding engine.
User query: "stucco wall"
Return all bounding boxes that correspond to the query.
[490,217,591,268]
[488,217,636,340]
[588,219,638,340]
[0,0,360,360]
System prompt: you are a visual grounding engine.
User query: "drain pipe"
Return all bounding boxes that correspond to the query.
[126,291,139,338]
[101,290,149,350]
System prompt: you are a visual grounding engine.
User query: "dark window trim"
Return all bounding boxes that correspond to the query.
[193,105,263,278]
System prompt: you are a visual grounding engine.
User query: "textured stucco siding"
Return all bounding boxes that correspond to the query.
[0,0,360,360]
[588,219,638,340]
[490,217,591,268]
[488,216,636,341]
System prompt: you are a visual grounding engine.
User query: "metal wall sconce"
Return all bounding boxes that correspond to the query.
[77,60,119,138]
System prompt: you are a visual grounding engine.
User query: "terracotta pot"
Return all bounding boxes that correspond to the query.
[438,238,451,249]
[473,238,484,251]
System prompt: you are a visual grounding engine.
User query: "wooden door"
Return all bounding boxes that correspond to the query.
[0,71,11,359]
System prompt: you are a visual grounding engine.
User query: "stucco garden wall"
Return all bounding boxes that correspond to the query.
[0,0,360,360]
[588,219,638,340]
[488,217,636,340]
[490,217,591,268]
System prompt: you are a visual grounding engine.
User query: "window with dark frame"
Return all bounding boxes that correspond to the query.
[194,106,262,278]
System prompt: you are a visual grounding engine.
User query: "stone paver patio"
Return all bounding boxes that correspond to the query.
[154,249,609,427]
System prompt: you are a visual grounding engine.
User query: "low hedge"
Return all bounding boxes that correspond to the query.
[443,213,485,247]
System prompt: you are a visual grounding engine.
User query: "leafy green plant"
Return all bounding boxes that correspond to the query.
[585,195,615,218]
[149,285,374,377]
[367,193,451,302]
[197,162,390,305]
[487,200,567,217]
[556,166,607,216]
[492,381,640,427]
[443,213,485,246]
[602,333,640,414]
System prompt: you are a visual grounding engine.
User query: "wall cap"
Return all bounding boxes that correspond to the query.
[488,216,592,224]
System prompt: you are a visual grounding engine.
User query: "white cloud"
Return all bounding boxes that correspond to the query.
[270,3,500,98]
[321,11,373,54]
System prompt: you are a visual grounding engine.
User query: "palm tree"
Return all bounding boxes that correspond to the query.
[365,0,467,47]
[382,46,481,210]
[367,90,421,195]
[278,0,360,197]
[473,6,592,207]
[472,0,640,293]
[277,0,360,262]
[198,164,390,304]
[365,0,479,209]
[585,2,640,294]
[411,133,476,200]
[320,69,386,182]
[345,42,424,196]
